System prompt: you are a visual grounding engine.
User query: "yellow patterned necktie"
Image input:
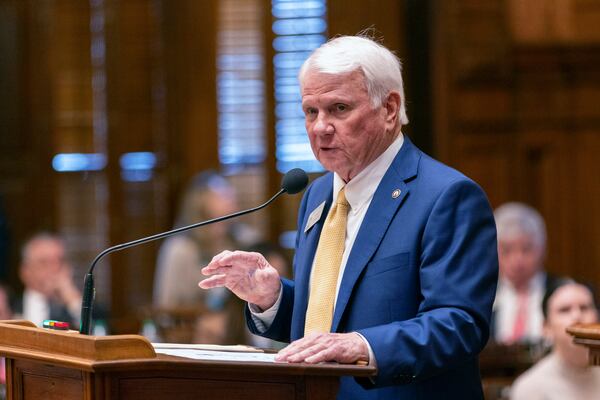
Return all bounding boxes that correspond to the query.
[304,188,350,335]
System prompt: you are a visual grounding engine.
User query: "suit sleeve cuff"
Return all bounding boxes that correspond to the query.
[248,286,283,333]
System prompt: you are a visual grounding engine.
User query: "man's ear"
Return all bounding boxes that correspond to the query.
[384,92,401,126]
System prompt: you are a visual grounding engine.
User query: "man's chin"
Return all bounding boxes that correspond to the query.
[321,163,345,177]
[317,156,345,174]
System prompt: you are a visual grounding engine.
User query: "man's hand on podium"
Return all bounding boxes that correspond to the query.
[276,332,369,365]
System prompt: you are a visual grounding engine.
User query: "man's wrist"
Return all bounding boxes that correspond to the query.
[353,332,377,368]
[248,284,283,333]
[253,281,282,311]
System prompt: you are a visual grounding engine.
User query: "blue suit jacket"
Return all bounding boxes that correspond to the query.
[247,137,498,399]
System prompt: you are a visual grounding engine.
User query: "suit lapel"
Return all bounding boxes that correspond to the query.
[331,137,420,332]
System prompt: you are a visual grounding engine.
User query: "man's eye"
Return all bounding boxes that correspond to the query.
[305,108,317,116]
[335,104,347,112]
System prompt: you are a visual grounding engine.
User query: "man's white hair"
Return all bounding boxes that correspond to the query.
[494,202,547,249]
[298,35,409,126]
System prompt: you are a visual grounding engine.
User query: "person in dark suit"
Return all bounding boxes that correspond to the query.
[16,232,81,328]
[200,35,498,399]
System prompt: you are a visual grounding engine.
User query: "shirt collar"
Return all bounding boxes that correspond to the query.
[332,133,404,211]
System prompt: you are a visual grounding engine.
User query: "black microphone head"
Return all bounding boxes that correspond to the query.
[281,168,308,194]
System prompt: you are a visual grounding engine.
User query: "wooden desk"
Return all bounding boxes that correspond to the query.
[567,323,600,366]
[0,320,375,400]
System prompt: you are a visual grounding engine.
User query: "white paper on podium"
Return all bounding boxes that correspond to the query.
[152,343,278,363]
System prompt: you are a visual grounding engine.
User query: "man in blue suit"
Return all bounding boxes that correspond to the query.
[200,35,498,399]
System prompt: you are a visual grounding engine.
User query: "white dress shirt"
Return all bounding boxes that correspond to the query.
[493,272,546,343]
[22,289,51,327]
[21,289,81,328]
[250,134,405,362]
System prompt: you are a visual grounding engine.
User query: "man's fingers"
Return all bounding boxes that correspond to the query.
[276,333,367,364]
[198,274,227,289]
[303,347,334,364]
[276,333,323,361]
[203,265,236,276]
[202,250,233,273]
[201,250,256,274]
[286,342,329,363]
[202,251,273,279]
[276,343,299,361]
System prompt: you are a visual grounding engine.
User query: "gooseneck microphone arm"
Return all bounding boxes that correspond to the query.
[79,168,308,335]
[88,188,286,276]
[79,188,285,335]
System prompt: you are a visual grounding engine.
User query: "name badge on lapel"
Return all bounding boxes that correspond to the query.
[304,201,326,233]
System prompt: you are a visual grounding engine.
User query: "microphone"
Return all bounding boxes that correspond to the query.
[79,168,308,335]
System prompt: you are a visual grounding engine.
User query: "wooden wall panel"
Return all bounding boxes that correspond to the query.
[452,133,515,208]
[102,0,168,332]
[328,0,403,52]
[161,0,219,187]
[433,0,600,287]
[100,0,218,332]
[47,0,111,303]
[571,131,600,282]
[0,0,57,285]
[517,131,572,276]
[508,0,600,44]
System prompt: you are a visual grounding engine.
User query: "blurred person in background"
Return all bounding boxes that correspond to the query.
[510,278,600,399]
[15,232,81,328]
[0,282,12,399]
[153,171,259,343]
[0,196,9,282]
[0,283,12,321]
[492,202,554,344]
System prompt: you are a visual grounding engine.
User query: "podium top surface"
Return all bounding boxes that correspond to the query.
[0,320,375,378]
[567,323,600,341]
[0,320,156,368]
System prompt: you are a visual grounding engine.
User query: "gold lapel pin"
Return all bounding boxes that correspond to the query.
[392,189,401,199]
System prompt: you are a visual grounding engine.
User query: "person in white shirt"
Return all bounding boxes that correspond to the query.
[510,278,600,399]
[17,232,81,328]
[492,202,551,344]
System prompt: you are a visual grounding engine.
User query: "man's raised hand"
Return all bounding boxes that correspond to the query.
[199,250,282,311]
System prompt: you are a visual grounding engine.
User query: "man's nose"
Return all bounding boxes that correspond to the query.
[512,253,527,267]
[313,114,334,135]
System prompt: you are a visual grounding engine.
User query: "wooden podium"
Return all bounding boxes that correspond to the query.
[0,320,375,400]
[567,323,600,366]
